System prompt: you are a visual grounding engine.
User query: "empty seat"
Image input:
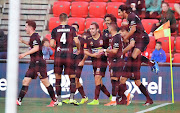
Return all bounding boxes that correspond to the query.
[179,21,180,35]
[49,17,60,32]
[74,0,90,1]
[86,18,104,31]
[107,2,124,18]
[142,48,152,59]
[165,53,173,63]
[157,36,175,53]
[58,0,72,1]
[89,2,107,18]
[68,17,86,34]
[53,1,70,17]
[111,0,125,2]
[71,2,89,18]
[169,3,180,19]
[173,53,180,63]
[92,0,109,2]
[175,37,180,52]
[141,19,159,34]
[147,36,156,51]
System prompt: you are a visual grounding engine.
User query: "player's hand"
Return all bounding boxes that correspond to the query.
[78,61,84,66]
[156,23,160,26]
[19,37,23,43]
[19,53,26,59]
[76,50,80,55]
[150,11,154,15]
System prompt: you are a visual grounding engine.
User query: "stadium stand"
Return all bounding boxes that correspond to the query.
[104,19,122,29]
[141,19,159,34]
[173,53,180,63]
[157,36,175,53]
[169,3,180,19]
[165,53,173,63]
[92,0,109,2]
[68,17,86,34]
[111,0,127,2]
[52,1,70,17]
[164,0,180,3]
[89,2,107,18]
[179,21,180,35]
[175,37,180,53]
[107,2,124,18]
[86,18,104,31]
[71,2,89,18]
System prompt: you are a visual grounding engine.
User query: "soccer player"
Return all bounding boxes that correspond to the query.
[50,13,80,106]
[84,22,111,105]
[17,20,57,107]
[118,5,157,105]
[62,23,88,104]
[102,23,124,106]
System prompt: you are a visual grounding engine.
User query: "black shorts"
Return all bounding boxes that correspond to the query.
[54,55,75,75]
[122,56,141,80]
[109,58,124,78]
[25,59,47,79]
[131,33,149,52]
[92,59,107,77]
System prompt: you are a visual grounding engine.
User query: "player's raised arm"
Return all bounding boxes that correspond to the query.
[50,29,56,48]
[19,37,29,46]
[19,45,39,59]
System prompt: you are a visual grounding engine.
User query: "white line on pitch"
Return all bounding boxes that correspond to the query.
[136,103,172,113]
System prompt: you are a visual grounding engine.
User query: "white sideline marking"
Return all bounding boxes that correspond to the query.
[136,103,172,113]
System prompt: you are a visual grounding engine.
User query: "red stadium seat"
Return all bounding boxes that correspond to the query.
[147,36,156,52]
[165,53,173,63]
[169,3,180,19]
[86,18,104,31]
[175,37,180,52]
[58,0,72,1]
[173,53,180,63]
[107,2,124,18]
[49,17,60,32]
[157,36,175,53]
[89,2,107,18]
[45,34,55,60]
[141,19,159,34]
[111,0,126,2]
[104,19,122,29]
[164,0,180,3]
[53,1,70,17]
[142,48,152,59]
[92,0,109,2]
[179,21,180,35]
[68,17,85,34]
[71,2,89,18]
[74,0,90,1]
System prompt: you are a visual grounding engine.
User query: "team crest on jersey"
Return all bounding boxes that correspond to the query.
[90,41,93,46]
[99,40,103,45]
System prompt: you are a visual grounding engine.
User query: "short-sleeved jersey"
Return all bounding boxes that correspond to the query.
[84,35,107,62]
[127,12,148,40]
[29,33,43,61]
[51,25,77,58]
[73,36,84,55]
[108,34,123,61]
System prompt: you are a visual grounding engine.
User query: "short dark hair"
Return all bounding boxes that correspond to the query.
[59,13,68,22]
[26,20,36,30]
[42,38,50,46]
[118,5,132,14]
[119,25,129,32]
[162,2,169,7]
[156,41,162,45]
[71,23,79,29]
[91,22,99,29]
[104,14,117,23]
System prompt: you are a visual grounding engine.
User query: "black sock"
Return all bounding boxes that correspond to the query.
[55,79,61,96]
[70,78,76,93]
[46,85,57,102]
[139,83,151,100]
[111,80,119,96]
[78,86,86,98]
[95,85,101,100]
[101,84,110,97]
[18,86,28,102]
[141,55,154,66]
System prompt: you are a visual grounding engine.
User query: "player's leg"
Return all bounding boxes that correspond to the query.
[100,79,111,100]
[17,77,32,106]
[135,79,153,106]
[87,73,101,105]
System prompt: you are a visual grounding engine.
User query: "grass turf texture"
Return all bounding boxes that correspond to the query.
[0,98,179,113]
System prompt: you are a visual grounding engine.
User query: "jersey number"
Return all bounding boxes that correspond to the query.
[60,33,66,44]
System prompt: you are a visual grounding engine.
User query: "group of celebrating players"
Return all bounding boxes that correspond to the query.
[16,4,159,107]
